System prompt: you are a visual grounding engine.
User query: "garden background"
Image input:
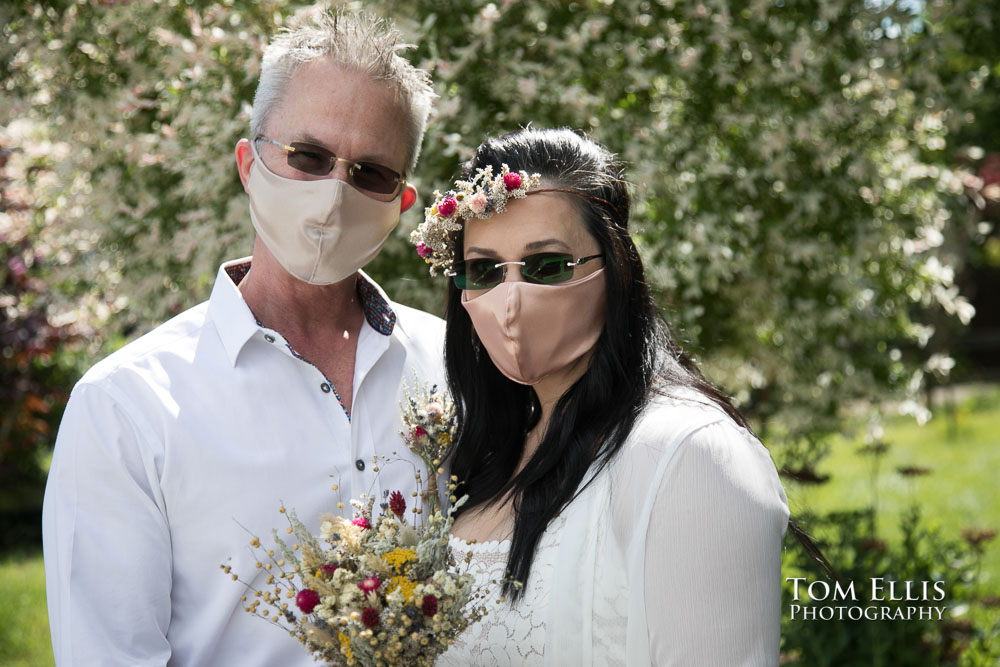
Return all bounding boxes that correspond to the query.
[1,0,999,664]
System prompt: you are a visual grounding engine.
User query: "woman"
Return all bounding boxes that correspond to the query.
[411,128,790,665]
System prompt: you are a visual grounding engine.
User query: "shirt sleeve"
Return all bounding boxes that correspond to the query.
[42,381,173,666]
[642,419,789,666]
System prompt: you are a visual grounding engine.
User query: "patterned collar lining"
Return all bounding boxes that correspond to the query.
[224,260,396,336]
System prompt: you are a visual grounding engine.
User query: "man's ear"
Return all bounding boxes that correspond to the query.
[400,184,418,213]
[235,138,254,193]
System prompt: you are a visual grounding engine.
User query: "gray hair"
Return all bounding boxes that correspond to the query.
[250,7,436,174]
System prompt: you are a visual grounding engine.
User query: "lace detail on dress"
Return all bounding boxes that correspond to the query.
[591,512,628,667]
[437,516,566,666]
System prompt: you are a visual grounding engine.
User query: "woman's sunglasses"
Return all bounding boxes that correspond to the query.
[450,253,605,291]
[255,136,404,197]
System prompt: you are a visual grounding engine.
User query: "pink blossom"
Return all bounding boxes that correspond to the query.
[416,242,434,259]
[438,196,458,218]
[8,256,27,277]
[503,172,522,191]
[358,575,380,594]
[469,193,488,214]
[411,426,428,441]
[352,516,371,530]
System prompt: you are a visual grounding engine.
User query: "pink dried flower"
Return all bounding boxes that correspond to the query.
[352,516,371,530]
[389,491,406,519]
[438,196,458,218]
[361,607,380,628]
[295,589,320,614]
[8,256,27,277]
[411,426,428,441]
[359,575,381,594]
[320,563,338,577]
[416,242,434,259]
[468,193,488,214]
[503,172,522,190]
[425,402,443,419]
[421,594,438,617]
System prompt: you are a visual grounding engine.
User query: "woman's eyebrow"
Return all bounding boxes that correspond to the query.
[524,238,571,251]
[465,246,499,256]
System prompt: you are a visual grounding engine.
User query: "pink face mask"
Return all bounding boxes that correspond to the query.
[461,268,607,385]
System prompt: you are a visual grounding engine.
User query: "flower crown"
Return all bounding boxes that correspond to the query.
[410,164,541,275]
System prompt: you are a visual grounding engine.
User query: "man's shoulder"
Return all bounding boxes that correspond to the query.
[79,300,212,390]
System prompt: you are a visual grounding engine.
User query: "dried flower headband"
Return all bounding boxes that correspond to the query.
[410,164,624,276]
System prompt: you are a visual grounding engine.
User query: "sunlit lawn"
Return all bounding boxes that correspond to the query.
[0,550,53,667]
[785,388,1000,594]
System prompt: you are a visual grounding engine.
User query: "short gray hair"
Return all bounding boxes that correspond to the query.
[250,8,436,174]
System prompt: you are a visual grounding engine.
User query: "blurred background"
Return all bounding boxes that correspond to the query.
[1,0,998,664]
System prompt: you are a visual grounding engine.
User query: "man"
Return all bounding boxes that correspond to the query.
[42,10,443,665]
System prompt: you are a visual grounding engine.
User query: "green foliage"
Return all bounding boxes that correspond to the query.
[780,506,1000,666]
[0,0,994,467]
[0,132,92,508]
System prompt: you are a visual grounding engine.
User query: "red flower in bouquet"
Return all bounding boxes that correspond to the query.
[389,490,406,518]
[421,594,439,617]
[361,607,380,628]
[296,589,320,614]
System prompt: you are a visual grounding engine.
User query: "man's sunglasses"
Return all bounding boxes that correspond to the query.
[255,136,404,197]
[450,252,605,291]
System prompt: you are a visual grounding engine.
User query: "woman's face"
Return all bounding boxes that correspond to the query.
[461,191,603,298]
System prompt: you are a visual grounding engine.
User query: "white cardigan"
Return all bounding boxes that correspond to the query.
[444,392,790,666]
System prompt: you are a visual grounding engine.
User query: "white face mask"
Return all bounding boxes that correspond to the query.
[246,142,401,285]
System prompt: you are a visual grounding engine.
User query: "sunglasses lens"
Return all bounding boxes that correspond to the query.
[523,253,574,284]
[352,162,401,195]
[453,259,504,290]
[285,143,335,176]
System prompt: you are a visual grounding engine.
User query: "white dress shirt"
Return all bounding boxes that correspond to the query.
[42,257,446,666]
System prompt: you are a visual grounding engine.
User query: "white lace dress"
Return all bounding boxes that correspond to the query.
[437,393,789,666]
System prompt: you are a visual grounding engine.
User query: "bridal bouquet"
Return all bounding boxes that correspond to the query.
[224,383,488,666]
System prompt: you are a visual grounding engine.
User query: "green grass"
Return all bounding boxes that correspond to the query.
[0,550,54,667]
[785,389,1000,595]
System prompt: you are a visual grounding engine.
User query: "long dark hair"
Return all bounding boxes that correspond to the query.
[445,127,835,600]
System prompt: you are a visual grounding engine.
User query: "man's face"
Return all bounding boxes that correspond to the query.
[257,59,410,201]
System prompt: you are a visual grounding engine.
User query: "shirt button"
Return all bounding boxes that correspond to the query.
[321,383,331,393]
[264,334,275,343]
[355,459,365,471]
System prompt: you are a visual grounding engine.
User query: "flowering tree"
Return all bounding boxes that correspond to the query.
[0,122,105,510]
[2,0,993,473]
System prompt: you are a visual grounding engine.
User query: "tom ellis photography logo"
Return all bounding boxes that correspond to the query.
[786,577,948,621]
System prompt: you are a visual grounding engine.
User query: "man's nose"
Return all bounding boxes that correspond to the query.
[329,158,354,185]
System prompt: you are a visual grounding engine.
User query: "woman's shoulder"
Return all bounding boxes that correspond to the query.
[608,388,789,547]
[626,387,740,451]
[617,387,780,494]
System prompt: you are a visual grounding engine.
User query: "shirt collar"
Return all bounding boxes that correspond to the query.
[206,257,400,367]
